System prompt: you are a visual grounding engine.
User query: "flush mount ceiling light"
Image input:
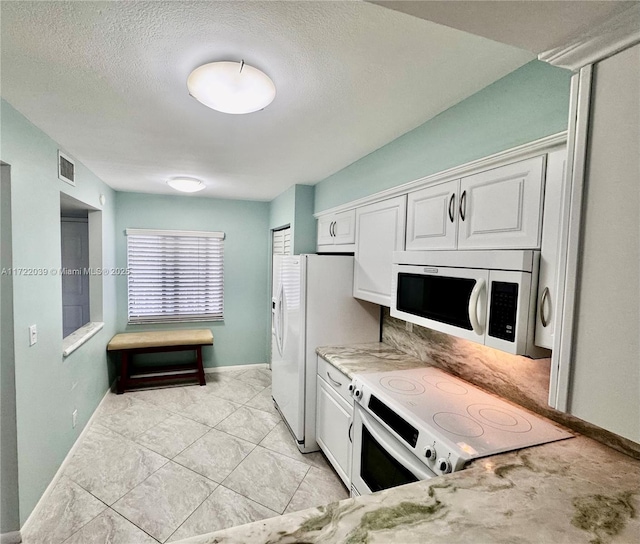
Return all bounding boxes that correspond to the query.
[187,60,276,114]
[167,177,205,193]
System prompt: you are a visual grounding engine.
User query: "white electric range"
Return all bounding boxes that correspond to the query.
[349,366,572,496]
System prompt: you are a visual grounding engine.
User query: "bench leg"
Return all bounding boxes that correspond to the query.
[117,350,130,394]
[196,346,206,386]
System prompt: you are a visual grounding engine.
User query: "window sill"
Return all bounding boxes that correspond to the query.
[63,322,104,357]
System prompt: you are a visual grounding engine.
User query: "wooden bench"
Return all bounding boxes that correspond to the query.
[107,329,213,394]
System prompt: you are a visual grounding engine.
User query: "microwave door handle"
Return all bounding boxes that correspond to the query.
[468,279,486,335]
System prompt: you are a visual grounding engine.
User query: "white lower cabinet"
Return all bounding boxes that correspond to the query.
[316,362,353,487]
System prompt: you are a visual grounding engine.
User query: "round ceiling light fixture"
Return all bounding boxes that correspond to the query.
[167,177,206,193]
[187,60,276,114]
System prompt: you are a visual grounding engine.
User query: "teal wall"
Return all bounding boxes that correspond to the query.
[292,185,316,255]
[269,184,316,255]
[269,185,295,231]
[0,100,118,524]
[114,192,271,367]
[314,61,572,212]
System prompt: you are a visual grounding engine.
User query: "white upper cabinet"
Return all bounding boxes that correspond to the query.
[535,149,566,349]
[354,195,407,306]
[406,180,458,250]
[317,209,356,250]
[405,156,545,251]
[457,156,545,250]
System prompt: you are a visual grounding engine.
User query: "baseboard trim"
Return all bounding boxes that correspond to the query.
[20,381,115,536]
[0,530,21,544]
[204,363,269,374]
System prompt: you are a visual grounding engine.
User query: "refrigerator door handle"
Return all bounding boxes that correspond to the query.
[279,287,287,353]
[273,284,284,356]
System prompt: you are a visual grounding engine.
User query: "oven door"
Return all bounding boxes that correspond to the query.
[351,403,436,496]
[391,264,489,344]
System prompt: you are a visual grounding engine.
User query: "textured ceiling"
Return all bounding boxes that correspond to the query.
[371,1,638,54]
[1,1,534,201]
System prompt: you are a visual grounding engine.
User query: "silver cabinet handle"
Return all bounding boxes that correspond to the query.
[539,286,550,327]
[348,421,353,443]
[326,371,343,387]
[330,221,335,237]
[448,193,455,223]
[459,190,467,221]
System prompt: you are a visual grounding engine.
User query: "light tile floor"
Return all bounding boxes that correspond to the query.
[21,368,349,544]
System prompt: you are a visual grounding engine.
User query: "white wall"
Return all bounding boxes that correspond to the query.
[569,44,640,442]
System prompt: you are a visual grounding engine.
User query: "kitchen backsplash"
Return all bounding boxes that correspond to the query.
[382,308,640,459]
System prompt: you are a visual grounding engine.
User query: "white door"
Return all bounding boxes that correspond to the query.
[61,219,90,338]
[406,180,458,250]
[458,156,545,249]
[353,195,407,306]
[271,256,304,442]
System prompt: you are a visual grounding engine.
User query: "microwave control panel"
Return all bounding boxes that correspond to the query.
[488,282,518,342]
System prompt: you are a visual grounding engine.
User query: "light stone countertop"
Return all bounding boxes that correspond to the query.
[175,435,640,544]
[175,342,640,544]
[316,342,427,377]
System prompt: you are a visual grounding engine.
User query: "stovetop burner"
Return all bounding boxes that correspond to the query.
[433,412,484,437]
[379,376,425,395]
[467,403,532,433]
[422,375,468,395]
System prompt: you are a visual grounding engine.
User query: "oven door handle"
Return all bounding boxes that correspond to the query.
[358,407,436,481]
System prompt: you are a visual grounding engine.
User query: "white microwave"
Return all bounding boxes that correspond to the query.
[391,250,547,358]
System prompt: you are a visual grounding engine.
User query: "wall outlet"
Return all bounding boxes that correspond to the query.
[405,321,413,333]
[72,409,78,429]
[29,324,37,346]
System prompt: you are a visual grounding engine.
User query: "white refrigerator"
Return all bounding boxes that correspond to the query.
[271,254,380,453]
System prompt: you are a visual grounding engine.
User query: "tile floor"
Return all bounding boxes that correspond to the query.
[21,367,349,544]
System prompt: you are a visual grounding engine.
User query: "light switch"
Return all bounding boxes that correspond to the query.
[29,325,37,346]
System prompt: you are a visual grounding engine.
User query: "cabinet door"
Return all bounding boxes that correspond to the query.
[333,210,356,245]
[406,180,458,250]
[354,195,407,306]
[316,375,353,487]
[317,216,335,246]
[458,156,544,249]
[535,149,566,349]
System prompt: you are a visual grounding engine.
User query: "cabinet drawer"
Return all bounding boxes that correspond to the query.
[317,356,353,404]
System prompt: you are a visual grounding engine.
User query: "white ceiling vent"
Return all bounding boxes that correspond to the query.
[58,150,75,186]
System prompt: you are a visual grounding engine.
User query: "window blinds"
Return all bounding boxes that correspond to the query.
[126,229,224,324]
